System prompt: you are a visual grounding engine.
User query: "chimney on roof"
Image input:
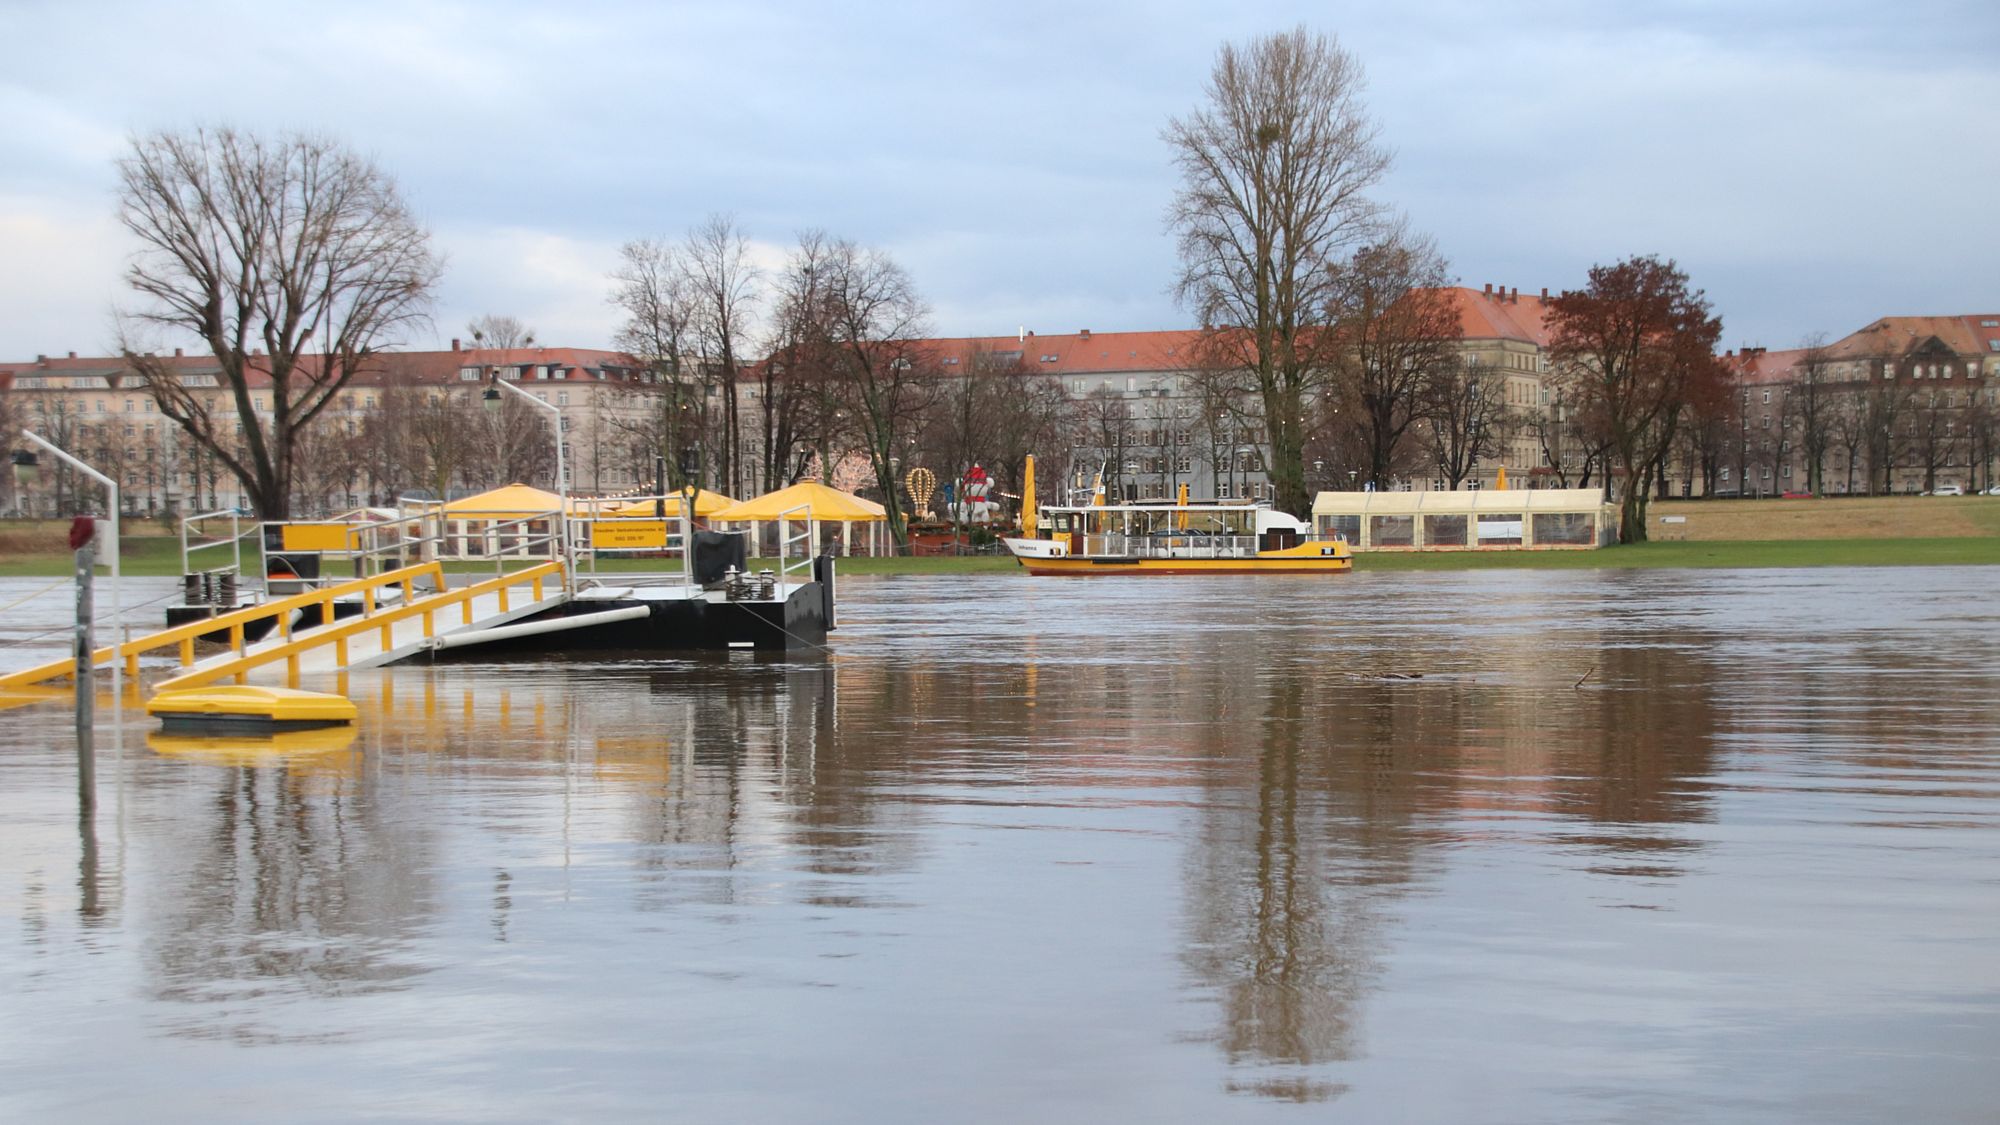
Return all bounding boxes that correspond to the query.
[67,351,77,359]
[1510,288,1518,303]
[1080,329,1091,340]
[173,347,183,357]
[35,354,47,366]
[1483,283,1492,296]
[451,338,461,353]
[1540,287,1548,300]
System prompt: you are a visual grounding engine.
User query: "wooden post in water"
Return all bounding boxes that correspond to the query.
[72,524,96,817]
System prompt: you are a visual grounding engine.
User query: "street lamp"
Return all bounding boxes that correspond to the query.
[484,380,569,589]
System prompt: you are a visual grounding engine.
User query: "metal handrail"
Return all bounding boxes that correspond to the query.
[156,560,565,692]
[179,508,250,578]
[774,503,817,592]
[0,561,447,691]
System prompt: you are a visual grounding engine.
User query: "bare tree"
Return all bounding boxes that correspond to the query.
[1674,362,1737,497]
[761,231,844,492]
[1166,26,1390,516]
[816,238,936,547]
[1863,380,1915,494]
[467,314,535,352]
[609,237,705,492]
[1076,387,1141,501]
[1826,392,1867,494]
[1546,256,1724,541]
[115,126,441,519]
[684,214,759,498]
[1422,359,1503,489]
[1789,335,1838,495]
[1907,387,1963,493]
[1332,229,1461,489]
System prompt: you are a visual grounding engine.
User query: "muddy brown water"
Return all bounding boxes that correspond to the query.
[1,569,1997,1122]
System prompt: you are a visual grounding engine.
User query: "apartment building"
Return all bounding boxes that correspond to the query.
[1723,315,2000,496]
[0,342,655,517]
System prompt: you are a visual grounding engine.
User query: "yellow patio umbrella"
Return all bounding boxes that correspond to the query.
[1176,481,1190,530]
[604,487,738,519]
[709,480,887,522]
[439,483,573,518]
[1021,455,1037,536]
[1495,465,1508,490]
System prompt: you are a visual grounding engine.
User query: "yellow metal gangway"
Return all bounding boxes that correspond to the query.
[0,560,567,695]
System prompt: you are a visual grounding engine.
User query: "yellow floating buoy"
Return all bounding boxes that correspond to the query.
[145,685,358,733]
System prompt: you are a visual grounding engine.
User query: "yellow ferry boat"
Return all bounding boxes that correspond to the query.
[1000,459,1352,576]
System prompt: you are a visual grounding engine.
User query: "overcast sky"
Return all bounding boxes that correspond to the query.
[3,0,1996,361]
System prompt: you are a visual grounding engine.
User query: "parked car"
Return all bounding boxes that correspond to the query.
[1986,485,2000,496]
[1931,484,1964,496]
[1780,490,1814,499]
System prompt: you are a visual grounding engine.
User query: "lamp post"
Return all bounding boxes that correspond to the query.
[483,381,569,590]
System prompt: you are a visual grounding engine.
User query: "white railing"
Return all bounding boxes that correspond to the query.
[1082,533,1258,559]
[775,503,817,595]
[179,508,250,578]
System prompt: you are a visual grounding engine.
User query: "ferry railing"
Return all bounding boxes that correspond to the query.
[155,559,566,692]
[0,561,449,692]
[178,508,251,581]
[775,504,817,595]
[1086,533,1258,559]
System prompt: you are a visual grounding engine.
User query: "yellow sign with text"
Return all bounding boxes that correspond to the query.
[279,523,356,552]
[589,520,669,550]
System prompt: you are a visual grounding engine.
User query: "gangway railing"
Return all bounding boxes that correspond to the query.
[0,561,449,692]
[179,508,252,581]
[775,503,817,594]
[156,559,565,692]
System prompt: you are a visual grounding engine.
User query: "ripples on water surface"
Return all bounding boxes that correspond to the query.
[1,568,1997,1122]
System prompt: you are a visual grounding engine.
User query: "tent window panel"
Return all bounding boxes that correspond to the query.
[1369,515,1415,547]
[1532,512,1594,546]
[1317,515,1360,543]
[1475,514,1525,546]
[1424,514,1468,547]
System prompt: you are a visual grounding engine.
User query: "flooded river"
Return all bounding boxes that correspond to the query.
[1,568,1997,1121]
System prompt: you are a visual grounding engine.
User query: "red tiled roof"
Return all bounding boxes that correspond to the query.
[1722,348,1807,386]
[1828,315,2000,359]
[913,329,1202,375]
[1439,286,1558,348]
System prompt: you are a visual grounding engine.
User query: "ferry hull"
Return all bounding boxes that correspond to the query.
[1015,555,1352,576]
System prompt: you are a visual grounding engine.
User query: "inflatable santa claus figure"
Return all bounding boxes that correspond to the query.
[963,463,995,524]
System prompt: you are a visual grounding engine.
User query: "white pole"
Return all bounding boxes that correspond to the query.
[493,380,569,594]
[23,430,120,777]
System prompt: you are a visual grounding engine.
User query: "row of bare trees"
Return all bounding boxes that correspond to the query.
[1670,344,1999,499]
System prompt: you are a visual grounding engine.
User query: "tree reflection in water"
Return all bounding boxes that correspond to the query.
[144,756,437,1044]
[1181,626,1722,1101]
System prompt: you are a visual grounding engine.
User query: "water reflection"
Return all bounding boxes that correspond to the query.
[140,724,434,1044]
[0,570,1993,1119]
